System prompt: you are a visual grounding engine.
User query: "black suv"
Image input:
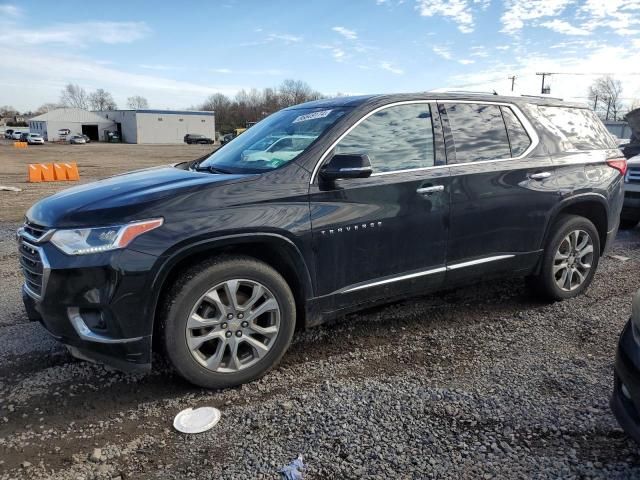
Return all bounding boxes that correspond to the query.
[184,133,214,144]
[18,93,625,388]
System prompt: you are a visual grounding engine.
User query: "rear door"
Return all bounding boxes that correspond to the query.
[308,102,450,311]
[440,101,558,280]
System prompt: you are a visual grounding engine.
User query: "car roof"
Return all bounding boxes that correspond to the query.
[288,92,586,110]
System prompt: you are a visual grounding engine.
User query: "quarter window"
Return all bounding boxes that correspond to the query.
[538,106,615,151]
[501,106,531,157]
[445,103,511,163]
[334,103,435,173]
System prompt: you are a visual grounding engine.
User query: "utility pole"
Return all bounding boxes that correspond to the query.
[535,72,552,94]
[508,75,516,92]
[593,95,598,110]
[605,98,611,120]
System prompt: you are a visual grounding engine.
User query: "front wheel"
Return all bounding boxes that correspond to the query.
[527,215,600,301]
[161,256,296,389]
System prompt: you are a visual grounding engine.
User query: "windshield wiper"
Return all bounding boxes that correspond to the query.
[195,164,232,174]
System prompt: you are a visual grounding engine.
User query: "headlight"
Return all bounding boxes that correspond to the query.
[50,218,163,255]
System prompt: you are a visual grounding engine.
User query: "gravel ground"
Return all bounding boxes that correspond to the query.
[1,222,640,479]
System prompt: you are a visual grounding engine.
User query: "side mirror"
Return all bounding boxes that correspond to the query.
[320,153,373,180]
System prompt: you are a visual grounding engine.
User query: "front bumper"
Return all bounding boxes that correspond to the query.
[19,236,159,372]
[611,318,640,444]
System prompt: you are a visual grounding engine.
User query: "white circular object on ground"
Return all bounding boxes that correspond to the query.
[173,407,221,433]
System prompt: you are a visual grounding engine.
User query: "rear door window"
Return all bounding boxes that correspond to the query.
[501,106,531,157]
[335,103,435,173]
[538,106,615,150]
[444,103,511,163]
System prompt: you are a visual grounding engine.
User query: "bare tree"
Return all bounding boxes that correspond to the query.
[127,95,149,109]
[34,103,61,115]
[89,88,117,111]
[0,105,18,118]
[588,76,623,120]
[59,83,89,109]
[198,79,326,133]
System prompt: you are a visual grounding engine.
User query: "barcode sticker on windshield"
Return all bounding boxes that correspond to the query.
[292,110,332,123]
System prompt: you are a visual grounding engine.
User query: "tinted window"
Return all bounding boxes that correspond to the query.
[538,106,615,151]
[335,103,434,173]
[445,103,511,163]
[501,106,531,157]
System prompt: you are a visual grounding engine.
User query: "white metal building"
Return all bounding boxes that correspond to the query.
[98,109,215,144]
[29,108,116,142]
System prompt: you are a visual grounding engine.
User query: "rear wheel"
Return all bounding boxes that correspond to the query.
[619,218,639,230]
[527,215,600,301]
[161,256,296,389]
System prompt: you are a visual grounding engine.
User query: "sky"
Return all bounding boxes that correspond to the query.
[1,0,640,112]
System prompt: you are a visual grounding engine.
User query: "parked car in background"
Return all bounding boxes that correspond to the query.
[241,134,316,167]
[19,132,29,142]
[621,154,640,229]
[612,289,640,444]
[69,135,86,145]
[184,134,214,144]
[4,129,14,139]
[26,133,44,145]
[221,133,234,145]
[82,134,91,143]
[18,93,624,389]
[11,131,26,140]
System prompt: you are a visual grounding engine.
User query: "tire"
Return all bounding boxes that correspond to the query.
[619,218,639,230]
[160,255,296,389]
[527,215,600,301]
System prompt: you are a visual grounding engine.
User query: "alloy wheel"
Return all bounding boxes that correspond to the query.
[553,229,594,292]
[185,279,281,373]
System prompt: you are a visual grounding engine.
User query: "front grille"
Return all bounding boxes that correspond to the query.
[19,240,44,297]
[23,220,49,240]
[628,167,640,184]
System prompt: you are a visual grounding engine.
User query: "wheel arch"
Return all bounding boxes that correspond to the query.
[542,193,609,255]
[149,233,313,345]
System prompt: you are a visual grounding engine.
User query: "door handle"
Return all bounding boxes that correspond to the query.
[529,171,552,180]
[416,185,445,195]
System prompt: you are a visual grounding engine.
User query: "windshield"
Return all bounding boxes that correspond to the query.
[199,106,350,173]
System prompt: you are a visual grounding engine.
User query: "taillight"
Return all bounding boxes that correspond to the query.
[607,157,627,176]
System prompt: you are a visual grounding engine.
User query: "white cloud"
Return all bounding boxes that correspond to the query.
[443,44,640,108]
[580,0,640,36]
[380,61,404,74]
[416,0,485,33]
[332,26,358,40]
[458,58,475,65]
[267,33,302,43]
[0,21,151,45]
[139,64,174,71]
[501,0,573,34]
[0,49,244,111]
[432,45,452,60]
[211,68,233,74]
[540,19,592,35]
[332,48,346,60]
[0,3,20,16]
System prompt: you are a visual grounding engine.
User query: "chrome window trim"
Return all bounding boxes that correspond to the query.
[309,99,540,184]
[338,254,515,294]
[17,226,55,244]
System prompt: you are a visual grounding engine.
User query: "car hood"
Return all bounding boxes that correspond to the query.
[26,165,255,228]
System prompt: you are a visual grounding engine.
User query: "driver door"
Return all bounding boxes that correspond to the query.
[308,102,450,312]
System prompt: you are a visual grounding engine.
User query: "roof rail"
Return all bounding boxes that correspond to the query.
[520,94,564,101]
[434,89,499,96]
